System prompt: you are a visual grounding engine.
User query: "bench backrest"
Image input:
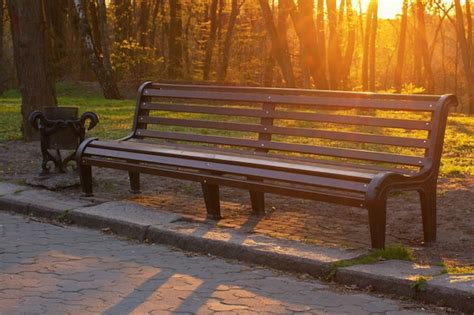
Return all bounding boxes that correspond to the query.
[130,82,456,177]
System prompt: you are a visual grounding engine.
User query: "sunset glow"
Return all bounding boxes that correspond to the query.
[359,0,402,19]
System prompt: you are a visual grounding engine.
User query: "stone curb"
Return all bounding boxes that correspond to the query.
[0,184,472,313]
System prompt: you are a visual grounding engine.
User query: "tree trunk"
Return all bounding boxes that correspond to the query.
[218,0,241,81]
[148,0,161,49]
[467,0,473,57]
[0,0,6,94]
[73,0,122,99]
[416,0,434,92]
[362,0,372,91]
[112,0,131,42]
[97,0,114,77]
[466,0,474,81]
[341,0,355,89]
[326,0,342,89]
[44,0,68,79]
[286,0,327,88]
[168,0,183,79]
[203,0,218,80]
[368,0,377,91]
[138,0,150,46]
[412,3,422,86]
[316,0,328,88]
[394,0,408,91]
[7,0,57,140]
[258,0,295,87]
[454,0,474,114]
[88,0,102,57]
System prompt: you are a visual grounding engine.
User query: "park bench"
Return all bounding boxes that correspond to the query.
[76,82,457,248]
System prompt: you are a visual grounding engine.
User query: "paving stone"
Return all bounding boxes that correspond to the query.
[342,260,445,281]
[428,273,474,294]
[0,182,31,196]
[0,189,94,215]
[0,211,454,314]
[73,201,180,227]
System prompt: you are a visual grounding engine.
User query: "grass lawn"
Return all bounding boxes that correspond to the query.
[0,82,472,177]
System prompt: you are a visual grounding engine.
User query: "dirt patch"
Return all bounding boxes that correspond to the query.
[1,140,472,267]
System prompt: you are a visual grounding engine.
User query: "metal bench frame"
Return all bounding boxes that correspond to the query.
[76,82,457,248]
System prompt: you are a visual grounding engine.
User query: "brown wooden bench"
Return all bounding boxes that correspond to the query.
[76,82,457,248]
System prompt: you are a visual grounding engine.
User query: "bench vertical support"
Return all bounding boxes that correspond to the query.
[248,102,275,215]
[201,182,221,219]
[249,191,265,214]
[129,171,141,193]
[79,164,93,197]
[367,194,387,249]
[418,183,437,242]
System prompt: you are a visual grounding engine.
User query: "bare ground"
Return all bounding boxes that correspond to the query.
[1,140,472,267]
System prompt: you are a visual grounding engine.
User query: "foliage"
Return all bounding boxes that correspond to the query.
[110,40,164,85]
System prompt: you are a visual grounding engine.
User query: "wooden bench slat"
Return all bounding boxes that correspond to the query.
[143,88,436,111]
[84,147,368,192]
[151,83,441,102]
[140,116,430,148]
[90,140,377,180]
[82,156,366,207]
[97,140,417,175]
[141,103,432,130]
[135,129,425,166]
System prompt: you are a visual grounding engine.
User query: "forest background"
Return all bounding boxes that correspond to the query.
[1,0,474,139]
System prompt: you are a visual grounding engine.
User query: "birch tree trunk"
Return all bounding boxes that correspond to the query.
[98,0,114,77]
[73,0,121,99]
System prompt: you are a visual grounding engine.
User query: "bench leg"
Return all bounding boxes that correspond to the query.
[129,171,141,194]
[249,191,265,214]
[201,183,221,219]
[367,194,387,249]
[79,164,93,197]
[418,184,437,243]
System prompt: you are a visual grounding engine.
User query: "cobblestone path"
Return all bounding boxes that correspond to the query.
[0,212,435,314]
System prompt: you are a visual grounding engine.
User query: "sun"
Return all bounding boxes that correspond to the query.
[358,0,403,19]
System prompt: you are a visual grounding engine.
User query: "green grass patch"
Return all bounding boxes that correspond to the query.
[410,276,429,292]
[56,209,72,224]
[332,245,413,269]
[327,245,413,279]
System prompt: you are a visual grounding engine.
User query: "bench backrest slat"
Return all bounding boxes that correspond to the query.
[143,88,436,111]
[136,129,425,166]
[132,82,456,175]
[141,103,432,130]
[139,116,429,148]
